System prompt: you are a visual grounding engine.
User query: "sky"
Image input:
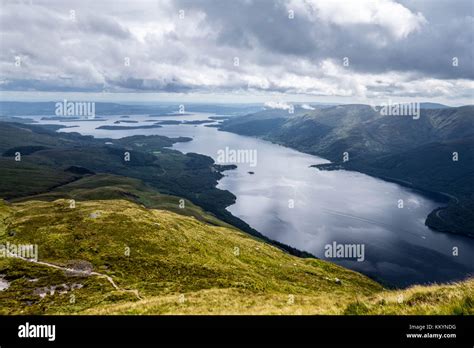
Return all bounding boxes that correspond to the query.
[0,0,473,105]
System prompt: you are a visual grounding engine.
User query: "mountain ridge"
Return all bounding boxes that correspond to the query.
[219,104,474,236]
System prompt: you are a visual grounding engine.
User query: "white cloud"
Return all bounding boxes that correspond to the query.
[301,104,315,110]
[288,0,427,39]
[264,101,293,110]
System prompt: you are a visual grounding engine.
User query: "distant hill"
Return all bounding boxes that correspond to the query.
[220,105,474,236]
[420,102,452,109]
[0,101,261,117]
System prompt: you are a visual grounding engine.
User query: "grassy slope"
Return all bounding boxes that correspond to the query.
[0,198,472,315]
[10,174,236,229]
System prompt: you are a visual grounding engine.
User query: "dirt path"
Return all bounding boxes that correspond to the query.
[6,251,142,300]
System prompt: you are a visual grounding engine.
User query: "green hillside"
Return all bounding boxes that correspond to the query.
[0,198,472,315]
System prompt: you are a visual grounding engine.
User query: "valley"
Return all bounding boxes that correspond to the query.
[0,103,472,314]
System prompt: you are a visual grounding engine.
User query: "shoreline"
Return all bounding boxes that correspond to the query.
[216,128,470,239]
[310,162,474,238]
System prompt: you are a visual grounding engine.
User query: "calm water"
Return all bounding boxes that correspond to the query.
[31,112,474,287]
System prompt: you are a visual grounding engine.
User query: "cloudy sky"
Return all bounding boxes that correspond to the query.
[0,0,473,104]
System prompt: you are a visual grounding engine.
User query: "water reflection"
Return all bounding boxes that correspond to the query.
[33,112,474,287]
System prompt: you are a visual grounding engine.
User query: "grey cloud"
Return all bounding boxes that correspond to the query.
[77,14,132,39]
[0,0,472,102]
[111,77,192,93]
[176,0,473,79]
